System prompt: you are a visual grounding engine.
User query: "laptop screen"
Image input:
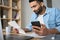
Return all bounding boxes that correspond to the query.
[0,19,4,40]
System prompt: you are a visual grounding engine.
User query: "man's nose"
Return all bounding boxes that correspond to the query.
[32,8,35,12]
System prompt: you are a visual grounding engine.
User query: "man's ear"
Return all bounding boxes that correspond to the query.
[40,2,44,7]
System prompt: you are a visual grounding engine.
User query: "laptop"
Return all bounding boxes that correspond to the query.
[0,19,4,40]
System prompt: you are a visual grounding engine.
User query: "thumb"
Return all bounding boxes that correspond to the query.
[41,24,46,28]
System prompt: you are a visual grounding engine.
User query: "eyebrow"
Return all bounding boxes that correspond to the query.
[31,5,37,8]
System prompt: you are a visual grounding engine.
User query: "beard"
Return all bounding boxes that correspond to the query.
[34,6,45,15]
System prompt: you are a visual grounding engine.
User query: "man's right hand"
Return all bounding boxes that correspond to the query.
[13,28,31,34]
[12,28,19,34]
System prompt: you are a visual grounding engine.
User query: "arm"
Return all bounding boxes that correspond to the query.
[49,29,60,34]
[24,13,37,32]
[46,8,60,34]
[54,8,60,33]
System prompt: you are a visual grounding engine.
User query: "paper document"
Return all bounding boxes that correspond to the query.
[8,21,20,28]
[8,21,26,34]
[8,21,46,38]
[24,32,46,38]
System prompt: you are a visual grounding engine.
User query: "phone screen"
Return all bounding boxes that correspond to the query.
[31,21,41,27]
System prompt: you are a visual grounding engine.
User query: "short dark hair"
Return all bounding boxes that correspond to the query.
[29,0,43,3]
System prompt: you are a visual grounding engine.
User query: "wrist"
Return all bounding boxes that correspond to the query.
[49,29,59,34]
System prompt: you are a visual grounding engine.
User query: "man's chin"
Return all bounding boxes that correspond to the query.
[34,12,38,14]
[34,12,40,15]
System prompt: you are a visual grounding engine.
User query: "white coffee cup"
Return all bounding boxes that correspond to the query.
[3,15,6,18]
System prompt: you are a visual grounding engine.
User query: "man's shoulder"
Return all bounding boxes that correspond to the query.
[47,7,60,16]
[46,7,60,14]
[47,7,60,11]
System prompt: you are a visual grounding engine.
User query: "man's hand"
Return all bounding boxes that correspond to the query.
[13,28,19,34]
[32,24,50,36]
[13,28,31,34]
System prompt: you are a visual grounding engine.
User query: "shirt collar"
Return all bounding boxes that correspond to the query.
[44,7,50,16]
[45,7,50,13]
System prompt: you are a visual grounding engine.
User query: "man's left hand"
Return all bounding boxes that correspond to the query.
[32,24,50,36]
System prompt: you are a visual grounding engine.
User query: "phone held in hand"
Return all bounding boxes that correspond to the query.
[31,21,41,27]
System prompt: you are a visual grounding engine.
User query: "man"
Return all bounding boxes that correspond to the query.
[23,0,60,36]
[14,0,60,36]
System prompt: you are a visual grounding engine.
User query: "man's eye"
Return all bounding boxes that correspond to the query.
[33,6,36,7]
[31,5,37,8]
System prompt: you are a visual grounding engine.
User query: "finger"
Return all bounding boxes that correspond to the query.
[33,29,44,36]
[33,28,40,34]
[41,24,46,28]
[13,28,19,34]
[38,31,44,36]
[32,26,40,30]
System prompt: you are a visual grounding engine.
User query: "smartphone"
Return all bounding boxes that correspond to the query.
[31,21,41,27]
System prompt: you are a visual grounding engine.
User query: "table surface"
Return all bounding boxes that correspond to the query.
[5,34,60,40]
[3,31,60,40]
[3,32,38,40]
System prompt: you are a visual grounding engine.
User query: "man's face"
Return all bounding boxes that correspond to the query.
[29,1,43,14]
